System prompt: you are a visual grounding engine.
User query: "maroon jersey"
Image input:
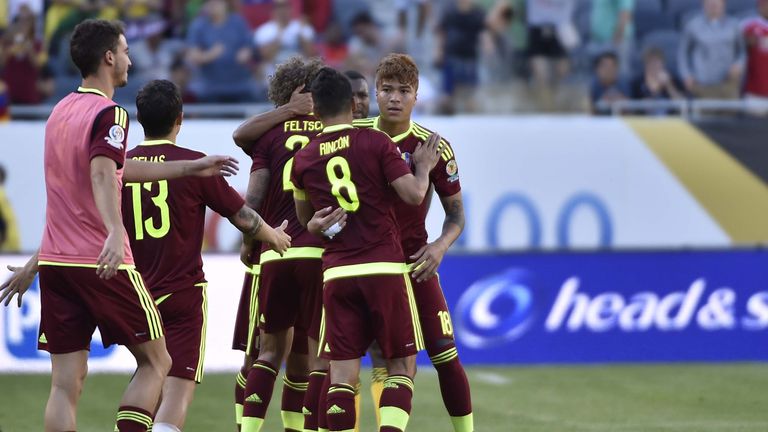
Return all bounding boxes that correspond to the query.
[353,117,461,257]
[250,114,323,252]
[122,140,245,296]
[291,124,412,269]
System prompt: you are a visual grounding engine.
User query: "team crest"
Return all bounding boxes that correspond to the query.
[446,159,458,176]
[105,125,125,149]
[402,151,414,169]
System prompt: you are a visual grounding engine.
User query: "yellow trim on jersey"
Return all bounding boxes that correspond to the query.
[38,261,136,270]
[246,273,260,357]
[403,274,425,351]
[195,282,208,383]
[260,247,323,264]
[317,306,327,357]
[126,268,164,341]
[155,293,172,305]
[245,264,261,276]
[139,139,175,146]
[293,188,307,200]
[321,124,355,134]
[323,262,408,282]
[352,117,376,127]
[373,117,414,143]
[77,86,108,98]
[413,124,454,161]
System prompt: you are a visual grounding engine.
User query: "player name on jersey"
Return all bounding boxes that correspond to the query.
[130,155,166,163]
[319,135,350,156]
[284,119,323,132]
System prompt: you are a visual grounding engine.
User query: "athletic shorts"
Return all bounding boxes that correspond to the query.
[319,266,424,361]
[257,254,323,340]
[155,283,207,383]
[232,264,260,352]
[37,264,163,354]
[411,273,457,357]
[527,25,566,58]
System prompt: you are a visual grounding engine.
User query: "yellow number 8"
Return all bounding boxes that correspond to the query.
[326,156,360,212]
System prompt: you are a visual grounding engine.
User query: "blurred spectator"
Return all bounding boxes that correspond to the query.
[130,19,184,82]
[1,6,53,104]
[631,47,683,115]
[0,80,9,121]
[302,0,332,34]
[396,0,429,37]
[318,21,348,69]
[678,0,744,99]
[742,0,768,116]
[526,0,577,108]
[9,1,44,22]
[118,0,165,41]
[435,0,488,113]
[170,57,198,103]
[347,11,401,79]
[186,0,256,102]
[254,0,315,76]
[482,0,516,82]
[590,0,634,75]
[0,164,20,252]
[590,51,629,114]
[45,1,114,58]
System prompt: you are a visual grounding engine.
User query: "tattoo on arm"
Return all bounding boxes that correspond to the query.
[443,197,465,231]
[235,206,264,237]
[245,169,270,211]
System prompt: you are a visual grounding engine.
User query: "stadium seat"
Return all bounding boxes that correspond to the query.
[678,9,701,30]
[665,0,702,25]
[727,0,756,14]
[641,29,682,72]
[635,10,675,41]
[635,0,663,13]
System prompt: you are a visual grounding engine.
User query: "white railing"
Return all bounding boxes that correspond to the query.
[597,98,768,119]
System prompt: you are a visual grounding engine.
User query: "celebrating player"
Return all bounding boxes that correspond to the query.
[0,19,239,432]
[291,66,440,432]
[122,79,291,432]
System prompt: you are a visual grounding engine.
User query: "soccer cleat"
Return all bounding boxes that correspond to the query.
[245,393,263,404]
[327,404,346,415]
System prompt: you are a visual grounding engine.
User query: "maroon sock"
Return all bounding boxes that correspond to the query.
[317,373,331,431]
[115,405,153,432]
[379,375,414,432]
[326,383,356,432]
[242,360,278,425]
[433,355,472,416]
[303,370,327,431]
[282,373,309,431]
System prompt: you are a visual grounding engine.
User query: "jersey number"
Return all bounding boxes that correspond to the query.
[326,156,360,212]
[126,180,170,240]
[282,135,311,193]
[437,310,454,336]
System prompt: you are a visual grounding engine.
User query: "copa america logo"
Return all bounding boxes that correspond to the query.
[455,268,536,349]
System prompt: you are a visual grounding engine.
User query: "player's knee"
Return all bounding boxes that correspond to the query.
[428,345,461,369]
[385,355,416,378]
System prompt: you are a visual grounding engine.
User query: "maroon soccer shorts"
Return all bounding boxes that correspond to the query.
[232,265,259,353]
[257,258,322,339]
[412,273,457,357]
[320,272,424,361]
[155,283,207,382]
[37,264,163,353]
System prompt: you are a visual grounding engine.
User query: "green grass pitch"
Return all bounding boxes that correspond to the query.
[1,364,767,431]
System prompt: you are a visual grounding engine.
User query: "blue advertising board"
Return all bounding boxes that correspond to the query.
[441,250,768,364]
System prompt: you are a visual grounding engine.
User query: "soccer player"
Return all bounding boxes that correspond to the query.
[346,70,371,120]
[122,79,292,432]
[291,66,441,432]
[232,56,325,432]
[0,19,238,432]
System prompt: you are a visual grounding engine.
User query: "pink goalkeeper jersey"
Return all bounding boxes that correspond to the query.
[39,87,134,265]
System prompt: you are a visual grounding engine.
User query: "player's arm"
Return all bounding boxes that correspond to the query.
[91,156,127,280]
[232,86,313,154]
[294,197,314,228]
[306,206,348,239]
[245,168,270,211]
[411,191,465,282]
[391,133,442,205]
[123,156,239,182]
[227,206,291,255]
[0,249,39,307]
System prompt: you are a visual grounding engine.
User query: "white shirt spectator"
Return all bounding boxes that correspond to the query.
[254,19,315,64]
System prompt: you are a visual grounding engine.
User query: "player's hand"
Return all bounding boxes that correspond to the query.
[307,206,347,239]
[412,132,441,172]
[96,230,125,280]
[286,85,313,116]
[0,263,37,307]
[188,155,239,177]
[267,220,291,256]
[240,241,253,266]
[410,241,447,283]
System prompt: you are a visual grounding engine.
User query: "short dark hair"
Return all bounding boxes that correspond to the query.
[593,51,618,69]
[351,11,374,27]
[136,80,182,138]
[70,19,125,78]
[268,56,325,107]
[311,67,352,119]
[344,70,366,83]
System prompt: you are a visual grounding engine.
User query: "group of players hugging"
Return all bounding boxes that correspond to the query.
[0,18,473,432]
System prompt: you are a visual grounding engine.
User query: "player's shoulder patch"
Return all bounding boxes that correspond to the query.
[104,123,126,150]
[445,158,459,183]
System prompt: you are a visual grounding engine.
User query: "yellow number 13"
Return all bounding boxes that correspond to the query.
[126,180,170,240]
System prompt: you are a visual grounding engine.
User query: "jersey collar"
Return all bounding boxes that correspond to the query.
[321,124,354,134]
[77,86,109,98]
[139,139,176,146]
[373,116,414,143]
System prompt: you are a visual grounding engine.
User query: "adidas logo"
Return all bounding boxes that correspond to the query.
[38,333,47,344]
[327,404,345,415]
[245,393,263,403]
[259,314,265,324]
[383,382,400,389]
[302,407,312,416]
[324,343,331,353]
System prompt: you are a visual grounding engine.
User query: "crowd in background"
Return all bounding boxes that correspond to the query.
[0,0,767,116]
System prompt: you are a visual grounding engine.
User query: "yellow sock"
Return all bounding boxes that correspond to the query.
[354,392,361,432]
[370,367,387,427]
